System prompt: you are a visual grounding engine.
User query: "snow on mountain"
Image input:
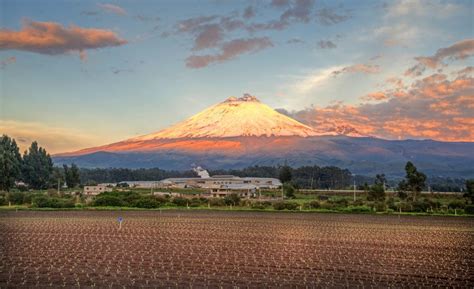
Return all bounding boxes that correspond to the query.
[130,94,326,140]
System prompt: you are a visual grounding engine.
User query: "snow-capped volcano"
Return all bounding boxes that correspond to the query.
[54,94,474,178]
[131,94,320,140]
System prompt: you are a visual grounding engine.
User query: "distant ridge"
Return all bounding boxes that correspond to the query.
[54,95,474,178]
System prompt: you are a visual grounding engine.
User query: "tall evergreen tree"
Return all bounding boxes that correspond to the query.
[278,165,292,184]
[464,179,474,204]
[64,163,81,188]
[0,135,22,191]
[399,161,426,201]
[22,142,53,189]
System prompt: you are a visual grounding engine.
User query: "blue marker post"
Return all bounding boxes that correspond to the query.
[118,216,123,230]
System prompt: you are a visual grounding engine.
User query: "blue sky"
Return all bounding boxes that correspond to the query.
[0,0,473,153]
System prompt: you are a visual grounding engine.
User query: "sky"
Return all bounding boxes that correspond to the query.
[0,0,473,153]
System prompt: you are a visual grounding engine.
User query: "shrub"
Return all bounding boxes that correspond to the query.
[49,198,75,208]
[328,198,349,207]
[273,201,299,210]
[172,197,188,207]
[188,198,203,207]
[304,200,320,209]
[209,198,225,206]
[8,192,26,205]
[397,190,408,200]
[448,200,465,209]
[367,184,386,201]
[351,199,365,206]
[411,199,431,212]
[345,205,372,213]
[386,197,396,210]
[32,195,75,208]
[283,183,296,199]
[0,195,6,206]
[133,196,162,208]
[373,202,386,212]
[396,201,412,212]
[120,191,142,206]
[16,184,28,192]
[465,205,474,214]
[32,195,51,207]
[251,201,272,209]
[93,195,124,207]
[224,194,241,206]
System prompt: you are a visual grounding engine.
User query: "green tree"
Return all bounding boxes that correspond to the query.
[278,165,292,184]
[50,167,64,191]
[22,141,53,189]
[224,193,241,206]
[283,182,296,198]
[399,161,426,202]
[64,164,81,188]
[374,174,387,186]
[368,174,387,202]
[464,179,474,204]
[368,183,385,201]
[0,135,22,191]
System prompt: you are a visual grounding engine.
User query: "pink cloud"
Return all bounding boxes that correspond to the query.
[0,20,127,59]
[362,92,388,101]
[285,67,474,142]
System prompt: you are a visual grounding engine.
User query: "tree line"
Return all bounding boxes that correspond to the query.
[1,134,472,195]
[0,135,80,191]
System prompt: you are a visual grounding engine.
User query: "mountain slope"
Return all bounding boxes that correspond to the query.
[54,95,474,178]
[132,94,322,140]
[53,136,474,178]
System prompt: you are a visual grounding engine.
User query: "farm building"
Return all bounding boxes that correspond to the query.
[83,185,113,196]
[158,175,281,190]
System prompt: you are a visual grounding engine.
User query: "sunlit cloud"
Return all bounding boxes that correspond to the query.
[289,66,344,94]
[0,20,127,59]
[284,67,474,142]
[405,39,474,77]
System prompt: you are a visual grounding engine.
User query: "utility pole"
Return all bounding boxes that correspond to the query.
[352,174,356,202]
[57,178,60,195]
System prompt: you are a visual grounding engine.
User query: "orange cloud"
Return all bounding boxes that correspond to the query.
[362,92,387,101]
[405,39,474,77]
[285,67,474,142]
[0,20,127,58]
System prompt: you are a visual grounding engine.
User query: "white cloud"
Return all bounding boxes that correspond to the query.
[290,66,345,94]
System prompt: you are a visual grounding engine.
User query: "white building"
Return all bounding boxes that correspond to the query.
[158,175,281,191]
[83,185,113,196]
